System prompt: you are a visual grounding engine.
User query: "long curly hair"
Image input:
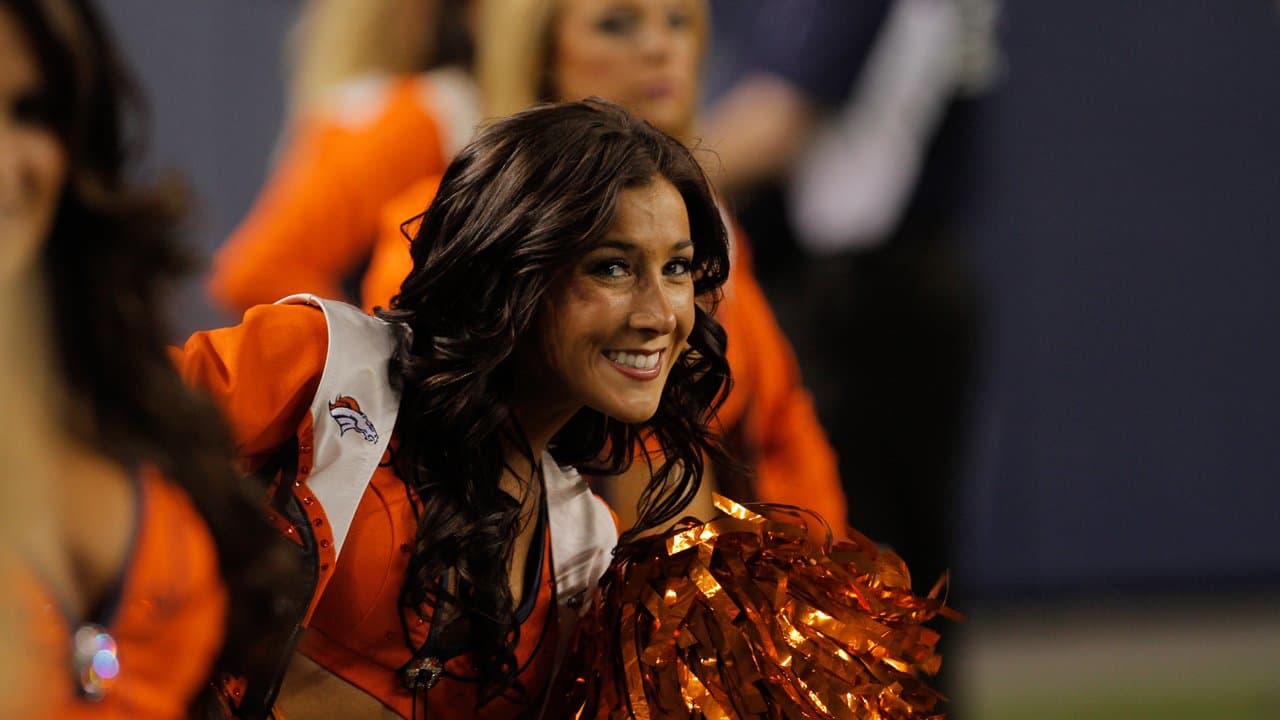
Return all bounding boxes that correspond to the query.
[378,99,732,702]
[6,0,298,715]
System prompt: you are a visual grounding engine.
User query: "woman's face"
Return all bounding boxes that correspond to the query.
[530,177,695,425]
[552,0,700,138]
[0,7,65,276]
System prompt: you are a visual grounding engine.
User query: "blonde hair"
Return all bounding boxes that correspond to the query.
[477,0,708,130]
[287,0,441,117]
[476,0,555,119]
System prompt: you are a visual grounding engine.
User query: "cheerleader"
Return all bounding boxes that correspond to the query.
[0,1,291,716]
[177,100,732,720]
[207,0,477,311]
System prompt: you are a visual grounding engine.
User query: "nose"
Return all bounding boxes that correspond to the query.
[638,19,674,61]
[0,122,20,209]
[628,275,677,335]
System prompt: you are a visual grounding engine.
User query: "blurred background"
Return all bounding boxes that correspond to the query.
[100,1,1280,717]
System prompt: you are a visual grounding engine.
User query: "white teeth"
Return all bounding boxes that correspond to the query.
[606,351,659,370]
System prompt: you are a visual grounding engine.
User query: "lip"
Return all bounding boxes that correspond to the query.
[642,81,677,100]
[603,348,665,381]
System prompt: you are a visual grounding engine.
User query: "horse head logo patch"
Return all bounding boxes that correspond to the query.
[328,395,378,443]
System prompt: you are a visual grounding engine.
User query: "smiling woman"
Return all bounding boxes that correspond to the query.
[175,99,732,719]
[528,179,695,425]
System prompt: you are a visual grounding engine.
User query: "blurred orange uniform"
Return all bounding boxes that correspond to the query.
[208,71,476,312]
[176,303,589,719]
[18,470,227,719]
[364,178,848,533]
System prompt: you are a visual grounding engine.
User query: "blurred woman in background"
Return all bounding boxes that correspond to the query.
[0,0,291,716]
[207,0,477,310]
[285,0,470,125]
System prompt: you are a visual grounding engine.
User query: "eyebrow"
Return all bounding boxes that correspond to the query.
[595,239,693,252]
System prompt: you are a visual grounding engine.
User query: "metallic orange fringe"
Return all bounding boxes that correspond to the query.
[558,494,961,719]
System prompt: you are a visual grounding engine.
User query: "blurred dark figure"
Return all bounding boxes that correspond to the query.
[703,0,1002,707]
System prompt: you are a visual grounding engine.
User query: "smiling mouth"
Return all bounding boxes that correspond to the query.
[603,349,664,380]
[643,83,676,100]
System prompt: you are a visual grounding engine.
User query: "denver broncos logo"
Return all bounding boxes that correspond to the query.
[328,395,378,443]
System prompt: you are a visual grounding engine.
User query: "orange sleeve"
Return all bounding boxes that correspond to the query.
[209,79,449,313]
[174,303,329,460]
[360,175,442,312]
[717,256,848,534]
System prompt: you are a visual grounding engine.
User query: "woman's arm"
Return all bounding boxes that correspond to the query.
[208,77,450,312]
[360,174,441,312]
[720,262,848,534]
[173,303,329,461]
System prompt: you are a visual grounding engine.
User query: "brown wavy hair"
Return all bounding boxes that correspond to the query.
[379,99,732,703]
[5,0,297,715]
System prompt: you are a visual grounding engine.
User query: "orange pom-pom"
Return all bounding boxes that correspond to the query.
[559,494,961,719]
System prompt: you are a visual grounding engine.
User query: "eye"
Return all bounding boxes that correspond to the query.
[667,8,692,30]
[11,89,54,128]
[596,9,639,35]
[664,257,693,277]
[590,258,631,279]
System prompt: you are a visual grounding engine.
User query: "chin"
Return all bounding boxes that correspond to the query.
[603,399,662,425]
[642,104,691,139]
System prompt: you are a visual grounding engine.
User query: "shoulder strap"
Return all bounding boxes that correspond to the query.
[276,293,401,566]
[233,296,402,719]
[539,453,617,718]
[414,66,480,161]
[316,72,395,129]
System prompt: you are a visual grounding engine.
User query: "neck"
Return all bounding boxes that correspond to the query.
[0,271,131,615]
[498,403,578,505]
[0,269,70,451]
[508,402,579,463]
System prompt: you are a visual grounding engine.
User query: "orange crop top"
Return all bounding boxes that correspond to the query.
[299,463,561,718]
[362,179,849,533]
[177,304,587,718]
[16,468,227,719]
[209,70,477,312]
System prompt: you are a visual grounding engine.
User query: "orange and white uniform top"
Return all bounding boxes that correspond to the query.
[175,297,616,719]
[363,179,849,533]
[15,468,228,719]
[208,69,478,312]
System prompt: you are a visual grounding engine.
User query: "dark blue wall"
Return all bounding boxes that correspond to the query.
[963,1,1280,594]
[99,0,298,335]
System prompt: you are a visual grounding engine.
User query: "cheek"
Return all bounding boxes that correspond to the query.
[672,287,696,344]
[554,33,629,101]
[539,299,581,370]
[0,131,66,276]
[545,284,621,356]
[41,144,65,195]
[675,39,700,92]
[25,132,67,212]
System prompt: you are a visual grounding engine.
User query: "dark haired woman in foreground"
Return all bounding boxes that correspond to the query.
[0,0,291,717]
[176,99,732,719]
